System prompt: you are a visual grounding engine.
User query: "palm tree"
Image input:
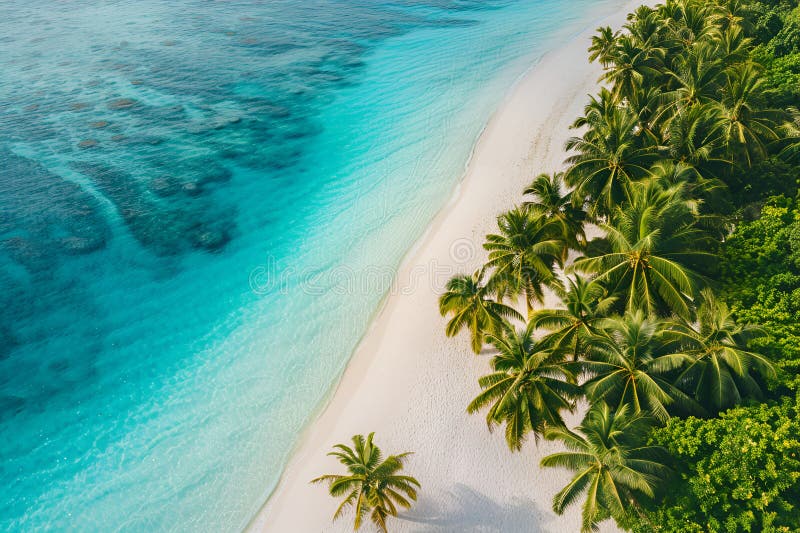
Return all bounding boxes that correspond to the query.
[779,116,800,165]
[716,23,752,64]
[600,35,664,102]
[484,208,564,313]
[570,180,713,318]
[580,311,697,421]
[662,0,719,48]
[713,0,754,34]
[572,87,619,131]
[312,433,420,532]
[439,269,523,354]
[628,85,668,145]
[564,106,659,217]
[541,403,669,532]
[664,102,730,178]
[647,159,717,195]
[712,62,783,168]
[467,320,579,450]
[588,26,620,67]
[663,43,725,111]
[624,5,665,51]
[523,172,587,253]
[648,160,730,224]
[529,275,616,361]
[667,289,776,411]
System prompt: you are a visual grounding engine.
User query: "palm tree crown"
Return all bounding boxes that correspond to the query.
[580,310,698,421]
[467,320,579,450]
[439,269,522,354]
[571,180,713,318]
[565,106,658,217]
[312,433,420,532]
[541,403,669,532]
[667,289,775,411]
[530,275,617,361]
[523,172,587,253]
[484,208,565,312]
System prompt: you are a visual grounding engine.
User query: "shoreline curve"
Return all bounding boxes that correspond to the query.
[247,1,652,531]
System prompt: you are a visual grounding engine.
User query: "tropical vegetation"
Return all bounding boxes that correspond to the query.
[437,0,800,530]
[311,433,420,532]
[541,403,669,530]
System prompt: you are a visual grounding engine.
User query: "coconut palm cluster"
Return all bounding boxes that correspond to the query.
[439,0,797,529]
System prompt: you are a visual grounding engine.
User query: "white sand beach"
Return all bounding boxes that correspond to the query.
[249,2,649,531]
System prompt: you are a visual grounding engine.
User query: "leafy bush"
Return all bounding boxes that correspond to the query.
[763,52,800,106]
[767,6,800,56]
[720,198,800,375]
[751,2,795,44]
[628,392,800,532]
[732,159,799,202]
[720,199,800,374]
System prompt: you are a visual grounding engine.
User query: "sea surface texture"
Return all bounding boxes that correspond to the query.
[1,0,623,530]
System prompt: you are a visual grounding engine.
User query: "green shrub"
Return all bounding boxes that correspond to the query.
[768,11,800,57]
[763,52,800,106]
[628,393,800,532]
[720,198,800,375]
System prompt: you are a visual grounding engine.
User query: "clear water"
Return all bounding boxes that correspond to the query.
[0,0,624,530]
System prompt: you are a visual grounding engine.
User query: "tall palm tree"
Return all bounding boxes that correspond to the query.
[484,208,564,313]
[523,172,587,253]
[712,62,783,167]
[664,102,730,178]
[713,0,754,34]
[565,106,659,217]
[600,35,664,102]
[529,275,616,361]
[628,85,668,145]
[779,116,800,165]
[467,320,579,450]
[663,0,719,48]
[624,5,665,51]
[655,0,680,22]
[647,159,715,195]
[580,311,697,421]
[667,289,776,411]
[541,403,669,532]
[312,433,420,532]
[715,23,751,64]
[572,87,619,131]
[439,269,523,354]
[570,180,713,318]
[663,43,725,111]
[588,26,620,67]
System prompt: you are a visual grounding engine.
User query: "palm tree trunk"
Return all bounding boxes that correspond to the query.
[573,335,580,362]
[629,497,658,531]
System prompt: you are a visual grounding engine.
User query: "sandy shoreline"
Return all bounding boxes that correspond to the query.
[248,2,647,531]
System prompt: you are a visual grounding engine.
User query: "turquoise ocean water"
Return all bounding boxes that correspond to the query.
[1,1,625,530]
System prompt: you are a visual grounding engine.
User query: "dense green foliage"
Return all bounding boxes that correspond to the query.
[754,1,800,109]
[435,0,800,530]
[627,390,800,532]
[721,199,800,375]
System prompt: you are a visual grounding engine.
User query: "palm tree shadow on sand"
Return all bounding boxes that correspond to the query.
[398,483,552,532]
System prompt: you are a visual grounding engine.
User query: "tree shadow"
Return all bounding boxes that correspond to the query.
[399,483,552,532]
